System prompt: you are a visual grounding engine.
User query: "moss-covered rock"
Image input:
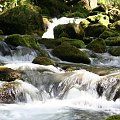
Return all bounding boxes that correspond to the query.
[87,14,109,27]
[52,43,90,64]
[0,4,44,35]
[54,23,85,39]
[99,30,120,39]
[103,115,120,120]
[105,36,120,46]
[108,8,120,22]
[85,23,107,37]
[0,29,3,35]
[86,38,106,53]
[80,19,90,29]
[108,47,120,56]
[5,34,39,50]
[111,20,120,31]
[32,56,55,65]
[0,67,21,82]
[40,37,85,49]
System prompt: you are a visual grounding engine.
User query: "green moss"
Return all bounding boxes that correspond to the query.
[80,19,90,29]
[5,34,39,50]
[52,43,90,64]
[108,47,120,56]
[87,14,109,27]
[54,23,84,39]
[103,115,120,120]
[40,37,85,49]
[105,36,120,46]
[99,30,120,39]
[85,23,107,37]
[0,4,44,35]
[32,56,55,65]
[86,38,106,53]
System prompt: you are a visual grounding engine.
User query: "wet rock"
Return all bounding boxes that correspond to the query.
[0,67,21,82]
[52,42,90,64]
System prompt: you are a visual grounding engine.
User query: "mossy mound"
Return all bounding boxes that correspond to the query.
[99,30,120,39]
[85,24,107,37]
[54,23,84,39]
[108,47,120,56]
[0,4,44,35]
[32,56,55,65]
[105,36,120,46]
[40,37,85,49]
[4,34,39,50]
[0,67,21,82]
[86,38,106,53]
[52,43,90,64]
[103,115,120,120]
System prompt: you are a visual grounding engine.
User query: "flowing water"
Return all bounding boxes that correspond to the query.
[0,17,120,120]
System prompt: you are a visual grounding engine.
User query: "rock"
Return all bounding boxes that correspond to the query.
[54,23,85,39]
[87,14,109,27]
[105,36,120,46]
[52,42,90,64]
[108,8,120,22]
[80,19,90,29]
[4,34,39,50]
[111,20,120,31]
[108,46,120,56]
[99,30,120,39]
[103,115,120,120]
[0,4,44,35]
[85,23,107,37]
[0,67,21,82]
[86,38,106,53]
[32,56,55,65]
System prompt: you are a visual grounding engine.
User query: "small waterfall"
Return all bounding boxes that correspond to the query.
[0,80,41,103]
[42,17,84,39]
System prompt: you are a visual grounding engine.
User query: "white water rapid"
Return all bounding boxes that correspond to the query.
[0,17,120,120]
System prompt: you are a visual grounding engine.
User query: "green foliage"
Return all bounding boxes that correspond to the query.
[52,42,90,64]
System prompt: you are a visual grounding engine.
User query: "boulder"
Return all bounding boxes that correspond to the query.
[108,46,120,56]
[52,42,90,64]
[105,36,120,46]
[0,67,21,82]
[99,30,120,39]
[32,56,55,65]
[86,38,106,53]
[4,34,39,50]
[54,23,85,39]
[0,4,44,35]
[85,23,107,37]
